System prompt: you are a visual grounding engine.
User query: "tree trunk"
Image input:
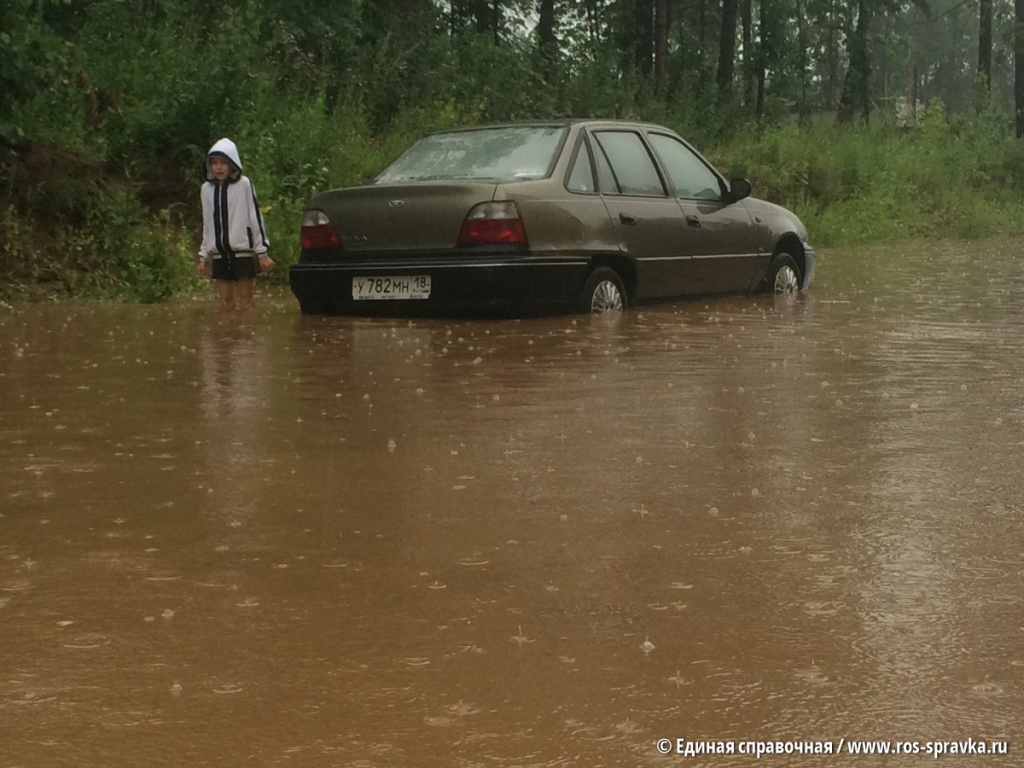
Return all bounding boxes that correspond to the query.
[974,0,991,90]
[742,0,754,108]
[825,6,840,108]
[838,0,871,124]
[906,3,920,125]
[755,0,768,117]
[1017,0,1024,136]
[718,0,740,98]
[635,0,654,77]
[655,0,668,96]
[538,0,555,49]
[796,0,808,119]
[979,0,992,90]
[538,0,556,80]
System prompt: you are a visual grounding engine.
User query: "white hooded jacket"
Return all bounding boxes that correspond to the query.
[199,138,270,261]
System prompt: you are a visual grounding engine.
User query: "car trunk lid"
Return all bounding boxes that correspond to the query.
[308,183,499,253]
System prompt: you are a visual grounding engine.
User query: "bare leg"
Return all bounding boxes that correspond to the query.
[237,278,255,310]
[216,280,235,312]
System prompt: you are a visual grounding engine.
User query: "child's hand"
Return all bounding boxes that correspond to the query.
[197,260,210,279]
[259,254,275,273]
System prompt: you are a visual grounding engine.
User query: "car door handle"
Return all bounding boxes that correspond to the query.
[619,212,637,225]
[686,215,701,228]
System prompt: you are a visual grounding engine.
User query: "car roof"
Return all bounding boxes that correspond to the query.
[426,118,676,135]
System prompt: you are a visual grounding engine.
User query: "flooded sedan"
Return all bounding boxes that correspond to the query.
[290,120,815,317]
[2,239,1023,766]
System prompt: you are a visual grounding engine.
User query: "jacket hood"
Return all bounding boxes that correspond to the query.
[205,138,243,182]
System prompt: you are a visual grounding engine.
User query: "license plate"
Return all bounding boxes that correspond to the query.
[352,275,431,300]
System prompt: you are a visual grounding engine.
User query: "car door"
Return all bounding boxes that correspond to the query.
[590,130,694,301]
[646,132,763,295]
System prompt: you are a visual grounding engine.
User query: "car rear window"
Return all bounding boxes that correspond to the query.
[375,126,567,183]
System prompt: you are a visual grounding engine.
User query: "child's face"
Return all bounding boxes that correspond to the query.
[209,157,230,181]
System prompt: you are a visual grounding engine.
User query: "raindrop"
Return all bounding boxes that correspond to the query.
[640,636,655,654]
[161,609,175,620]
[387,439,396,453]
[511,626,533,647]
[751,488,760,497]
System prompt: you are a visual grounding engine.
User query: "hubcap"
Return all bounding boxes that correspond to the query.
[591,280,624,313]
[774,265,799,294]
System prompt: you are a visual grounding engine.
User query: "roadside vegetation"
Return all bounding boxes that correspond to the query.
[2,1,1023,303]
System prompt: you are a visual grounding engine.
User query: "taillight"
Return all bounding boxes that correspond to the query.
[457,201,527,247]
[301,209,341,249]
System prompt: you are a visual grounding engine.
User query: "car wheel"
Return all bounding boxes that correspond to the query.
[579,267,626,314]
[765,253,801,294]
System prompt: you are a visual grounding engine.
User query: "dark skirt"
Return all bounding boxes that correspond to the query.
[211,254,258,281]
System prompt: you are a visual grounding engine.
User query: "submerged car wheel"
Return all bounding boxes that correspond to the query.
[579,268,626,314]
[765,253,801,294]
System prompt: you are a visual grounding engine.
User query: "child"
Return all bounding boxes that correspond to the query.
[198,138,274,311]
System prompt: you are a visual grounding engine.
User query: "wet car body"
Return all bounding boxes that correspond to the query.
[289,119,815,316]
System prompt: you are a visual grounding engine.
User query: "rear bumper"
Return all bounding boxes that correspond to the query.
[289,251,593,316]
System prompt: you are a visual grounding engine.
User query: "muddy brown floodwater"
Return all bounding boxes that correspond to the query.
[2,239,1024,767]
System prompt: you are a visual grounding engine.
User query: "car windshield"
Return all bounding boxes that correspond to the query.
[374,126,567,183]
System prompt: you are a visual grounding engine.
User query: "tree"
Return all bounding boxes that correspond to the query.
[1017,0,1024,136]
[979,0,993,90]
[741,0,755,107]
[838,0,872,123]
[0,0,66,144]
[635,0,654,76]
[654,0,667,96]
[718,0,740,98]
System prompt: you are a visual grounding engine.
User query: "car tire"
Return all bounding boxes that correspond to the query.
[579,267,627,314]
[764,253,801,294]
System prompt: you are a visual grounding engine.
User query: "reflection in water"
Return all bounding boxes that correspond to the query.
[198,318,268,522]
[1,240,1023,765]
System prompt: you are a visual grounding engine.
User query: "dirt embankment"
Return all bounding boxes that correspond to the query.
[0,139,197,297]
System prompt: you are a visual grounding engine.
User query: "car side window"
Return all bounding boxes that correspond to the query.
[648,133,723,200]
[566,138,596,194]
[593,141,620,194]
[593,131,666,197]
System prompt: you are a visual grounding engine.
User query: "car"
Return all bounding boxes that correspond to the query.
[289,119,815,316]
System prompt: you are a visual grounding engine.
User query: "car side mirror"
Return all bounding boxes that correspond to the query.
[727,178,752,202]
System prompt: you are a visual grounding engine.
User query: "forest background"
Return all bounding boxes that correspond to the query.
[1,0,1024,303]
